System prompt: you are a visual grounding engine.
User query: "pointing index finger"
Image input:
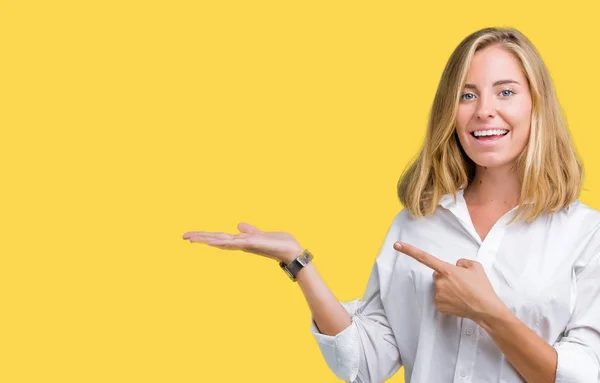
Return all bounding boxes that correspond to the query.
[394,242,451,273]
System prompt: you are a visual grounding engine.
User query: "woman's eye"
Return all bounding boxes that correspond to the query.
[500,89,515,97]
[460,93,475,101]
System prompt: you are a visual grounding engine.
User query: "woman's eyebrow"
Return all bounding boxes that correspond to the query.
[463,79,521,89]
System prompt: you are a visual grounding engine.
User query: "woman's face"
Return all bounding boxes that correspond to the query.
[455,45,532,170]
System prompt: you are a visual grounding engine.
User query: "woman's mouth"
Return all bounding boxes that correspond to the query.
[470,129,509,143]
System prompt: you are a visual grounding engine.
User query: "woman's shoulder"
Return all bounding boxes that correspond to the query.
[390,208,412,227]
[563,199,600,230]
[387,208,432,237]
[554,200,600,273]
[374,209,413,266]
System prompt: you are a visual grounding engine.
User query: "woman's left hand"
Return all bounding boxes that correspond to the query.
[394,241,505,323]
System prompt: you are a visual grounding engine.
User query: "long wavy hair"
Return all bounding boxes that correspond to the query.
[397,27,583,223]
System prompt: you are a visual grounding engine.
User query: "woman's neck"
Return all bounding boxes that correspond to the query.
[463,164,521,208]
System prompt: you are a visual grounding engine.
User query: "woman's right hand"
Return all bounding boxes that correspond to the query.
[182,222,304,264]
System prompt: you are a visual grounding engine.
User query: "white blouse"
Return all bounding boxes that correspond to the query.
[310,189,600,383]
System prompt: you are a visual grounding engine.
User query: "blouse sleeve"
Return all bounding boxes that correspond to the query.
[309,215,403,383]
[552,253,600,383]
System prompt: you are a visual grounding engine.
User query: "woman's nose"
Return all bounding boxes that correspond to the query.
[475,95,497,119]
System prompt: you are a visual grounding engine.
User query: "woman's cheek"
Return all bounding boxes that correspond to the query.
[509,97,532,123]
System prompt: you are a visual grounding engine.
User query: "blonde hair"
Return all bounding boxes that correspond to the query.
[397,27,583,223]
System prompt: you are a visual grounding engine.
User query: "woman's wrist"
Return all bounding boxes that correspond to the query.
[279,247,305,264]
[475,300,512,332]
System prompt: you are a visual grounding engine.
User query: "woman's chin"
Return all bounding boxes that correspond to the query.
[470,155,517,169]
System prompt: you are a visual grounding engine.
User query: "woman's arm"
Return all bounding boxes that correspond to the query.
[307,257,403,383]
[306,215,405,383]
[294,261,352,335]
[477,305,557,383]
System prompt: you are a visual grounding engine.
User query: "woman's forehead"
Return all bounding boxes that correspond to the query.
[465,47,527,85]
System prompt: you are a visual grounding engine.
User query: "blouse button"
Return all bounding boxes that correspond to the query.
[460,370,468,377]
[466,328,474,336]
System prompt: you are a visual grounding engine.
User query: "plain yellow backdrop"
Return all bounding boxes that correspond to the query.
[1,1,599,382]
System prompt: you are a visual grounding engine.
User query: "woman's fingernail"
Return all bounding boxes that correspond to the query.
[394,242,402,250]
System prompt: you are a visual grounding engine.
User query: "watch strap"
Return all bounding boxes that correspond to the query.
[279,249,313,281]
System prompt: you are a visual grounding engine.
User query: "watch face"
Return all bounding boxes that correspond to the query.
[299,252,313,265]
[280,251,312,281]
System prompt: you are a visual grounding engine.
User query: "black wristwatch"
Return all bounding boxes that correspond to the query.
[279,249,313,282]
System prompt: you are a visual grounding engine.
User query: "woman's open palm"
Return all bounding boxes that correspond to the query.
[182,222,303,263]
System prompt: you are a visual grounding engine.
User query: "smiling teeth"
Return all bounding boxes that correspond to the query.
[473,129,508,137]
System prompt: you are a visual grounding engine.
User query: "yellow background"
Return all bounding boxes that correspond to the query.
[2,1,599,382]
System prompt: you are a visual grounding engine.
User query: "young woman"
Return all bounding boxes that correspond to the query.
[183,27,600,383]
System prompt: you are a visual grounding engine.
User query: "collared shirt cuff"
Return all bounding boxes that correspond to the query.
[310,299,362,381]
